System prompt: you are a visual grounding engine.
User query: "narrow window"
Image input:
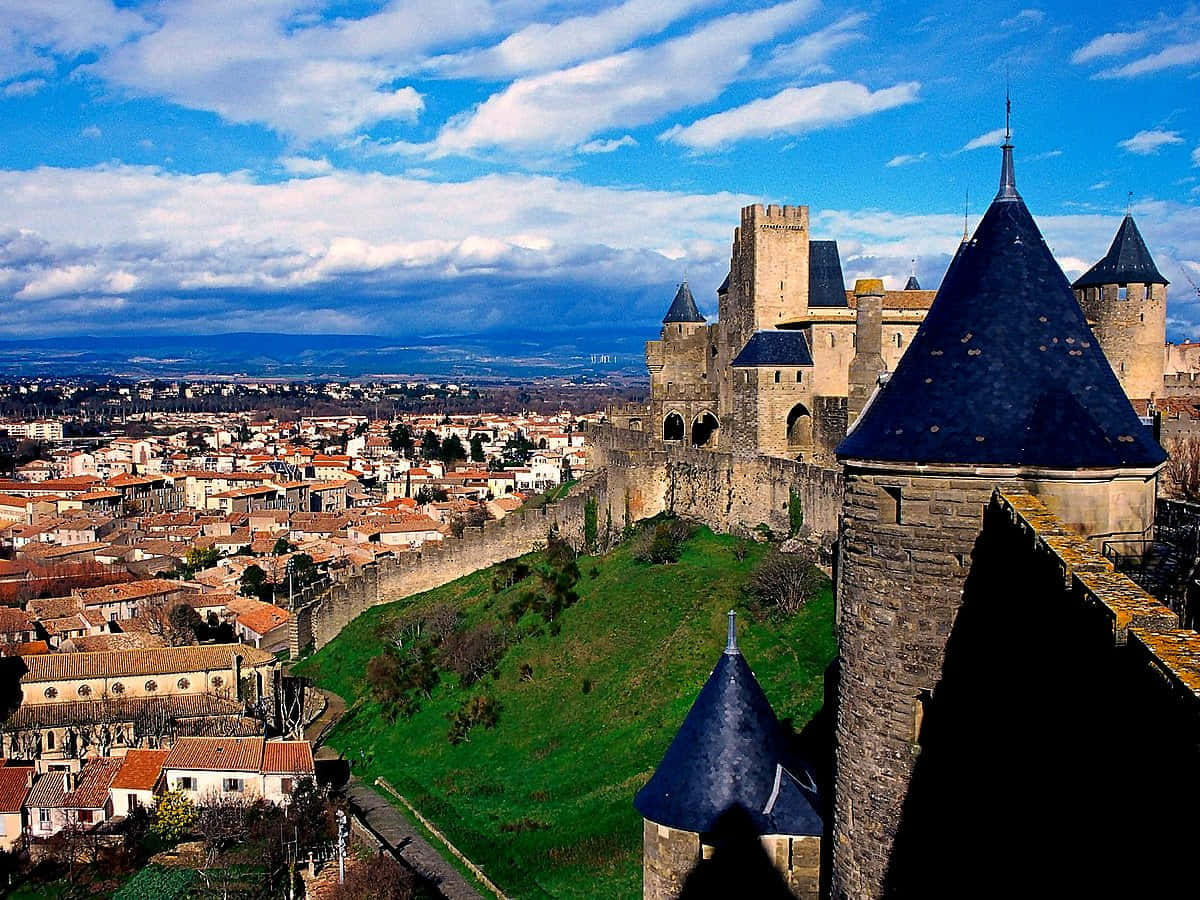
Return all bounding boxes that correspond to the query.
[46,731,55,750]
[774,370,781,383]
[879,485,902,524]
[1118,286,1128,300]
[829,333,836,347]
[795,371,802,383]
[1144,285,1152,300]
[913,688,933,743]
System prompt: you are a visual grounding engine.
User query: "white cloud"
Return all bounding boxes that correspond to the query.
[1096,39,1200,78]
[1118,129,1185,155]
[0,0,149,81]
[433,2,810,155]
[1071,30,1149,63]
[81,125,101,139]
[886,153,927,168]
[958,127,1008,153]
[84,0,509,142]
[281,156,334,176]
[1089,181,1110,190]
[1027,149,1063,161]
[2,78,45,97]
[1000,9,1045,29]
[578,135,638,154]
[662,80,920,150]
[1193,145,1200,166]
[760,13,867,77]
[429,0,725,79]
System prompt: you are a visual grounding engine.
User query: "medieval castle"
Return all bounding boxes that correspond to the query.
[620,134,1200,898]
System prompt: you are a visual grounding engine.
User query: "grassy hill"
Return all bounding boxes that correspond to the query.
[294,524,836,898]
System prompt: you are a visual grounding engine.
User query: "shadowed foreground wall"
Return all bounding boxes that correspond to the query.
[836,488,1200,897]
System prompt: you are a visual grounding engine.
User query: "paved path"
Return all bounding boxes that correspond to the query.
[343,778,484,900]
[304,687,346,753]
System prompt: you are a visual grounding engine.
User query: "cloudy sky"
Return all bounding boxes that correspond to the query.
[1,0,1199,341]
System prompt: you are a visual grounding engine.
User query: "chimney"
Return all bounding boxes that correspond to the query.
[848,279,887,425]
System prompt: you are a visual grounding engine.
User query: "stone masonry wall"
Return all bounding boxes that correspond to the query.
[832,470,993,898]
[593,424,843,538]
[290,472,604,655]
[835,483,1200,897]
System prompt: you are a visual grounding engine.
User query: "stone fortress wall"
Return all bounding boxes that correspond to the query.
[832,486,1200,896]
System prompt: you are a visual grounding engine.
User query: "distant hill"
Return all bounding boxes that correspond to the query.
[294,524,836,898]
[0,330,649,379]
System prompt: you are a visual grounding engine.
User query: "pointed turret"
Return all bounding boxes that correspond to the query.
[634,612,821,836]
[662,281,705,324]
[837,140,1165,470]
[1072,215,1168,290]
[904,275,921,291]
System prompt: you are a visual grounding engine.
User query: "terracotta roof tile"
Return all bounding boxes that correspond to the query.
[0,766,33,812]
[164,736,265,772]
[111,749,171,791]
[19,644,274,685]
[63,757,123,808]
[262,741,315,775]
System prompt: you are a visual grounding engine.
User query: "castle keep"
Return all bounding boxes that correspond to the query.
[625,204,936,463]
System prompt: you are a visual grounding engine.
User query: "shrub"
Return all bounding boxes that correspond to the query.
[150,789,195,843]
[447,694,502,745]
[747,549,824,617]
[440,623,506,686]
[633,518,693,564]
[367,645,440,721]
[518,663,534,682]
[331,854,419,900]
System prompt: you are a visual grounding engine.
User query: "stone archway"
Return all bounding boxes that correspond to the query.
[786,403,812,448]
[663,412,685,442]
[691,412,720,447]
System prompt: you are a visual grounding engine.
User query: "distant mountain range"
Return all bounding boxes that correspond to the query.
[0,331,650,380]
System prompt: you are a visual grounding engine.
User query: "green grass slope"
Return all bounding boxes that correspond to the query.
[294,526,836,899]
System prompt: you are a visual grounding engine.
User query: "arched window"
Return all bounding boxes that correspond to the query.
[691,413,720,448]
[663,413,685,442]
[786,403,813,448]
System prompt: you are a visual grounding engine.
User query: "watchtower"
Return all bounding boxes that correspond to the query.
[1071,214,1169,403]
[832,135,1166,897]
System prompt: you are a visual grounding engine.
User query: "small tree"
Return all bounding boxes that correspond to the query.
[1166,435,1200,501]
[633,518,693,564]
[239,564,269,599]
[747,549,824,617]
[469,434,486,463]
[441,434,466,464]
[185,546,220,572]
[389,424,414,457]
[421,430,440,459]
[167,602,202,646]
[440,623,506,686]
[151,789,196,842]
[272,537,293,556]
[332,854,419,900]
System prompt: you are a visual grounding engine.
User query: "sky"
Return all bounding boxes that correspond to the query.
[1,0,1199,343]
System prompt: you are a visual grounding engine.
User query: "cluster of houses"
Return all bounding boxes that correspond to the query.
[1,736,314,849]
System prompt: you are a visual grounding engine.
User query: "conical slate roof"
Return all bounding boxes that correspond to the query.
[838,143,1166,470]
[663,281,705,323]
[809,241,848,308]
[1072,215,1168,289]
[904,275,922,290]
[633,613,822,836]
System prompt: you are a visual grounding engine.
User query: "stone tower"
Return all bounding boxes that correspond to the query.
[1071,215,1169,403]
[846,279,885,424]
[635,613,822,899]
[646,281,720,446]
[831,137,1166,897]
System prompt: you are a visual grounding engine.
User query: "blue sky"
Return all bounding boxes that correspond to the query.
[1,0,1198,342]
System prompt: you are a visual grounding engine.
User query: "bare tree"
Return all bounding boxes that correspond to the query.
[278,675,309,740]
[195,789,254,864]
[747,549,825,617]
[1165,435,1200,501]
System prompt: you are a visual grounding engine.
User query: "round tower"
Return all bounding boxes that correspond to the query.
[634,612,823,899]
[1071,214,1169,403]
[832,138,1166,897]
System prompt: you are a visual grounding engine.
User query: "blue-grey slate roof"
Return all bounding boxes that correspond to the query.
[904,275,921,290]
[633,631,822,836]
[1072,215,1168,289]
[663,281,705,323]
[731,331,814,368]
[837,145,1166,470]
[808,240,848,308]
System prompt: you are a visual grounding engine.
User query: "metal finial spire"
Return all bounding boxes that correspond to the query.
[1126,191,1133,215]
[1004,73,1011,143]
[910,257,916,277]
[725,610,739,655]
[963,190,970,240]
[996,89,1021,202]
